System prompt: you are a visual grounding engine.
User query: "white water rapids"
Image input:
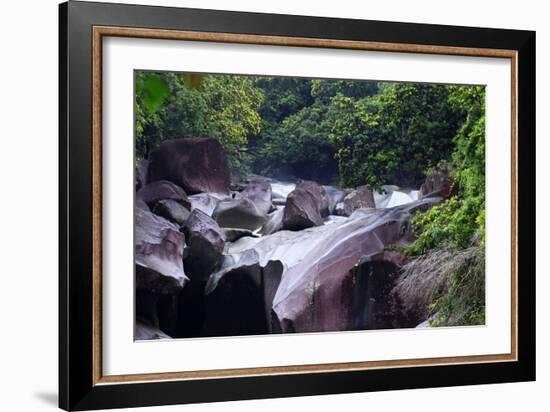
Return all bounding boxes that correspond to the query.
[270,180,419,211]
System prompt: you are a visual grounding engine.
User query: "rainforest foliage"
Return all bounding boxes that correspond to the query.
[136,72,471,187]
[135,71,486,327]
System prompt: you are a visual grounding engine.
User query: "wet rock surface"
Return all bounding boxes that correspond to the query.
[135,160,442,340]
[272,199,439,333]
[135,207,189,294]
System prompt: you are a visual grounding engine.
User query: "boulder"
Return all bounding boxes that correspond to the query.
[135,207,189,294]
[340,185,375,216]
[347,251,419,330]
[188,193,223,216]
[212,182,272,231]
[203,249,284,337]
[282,181,329,231]
[242,181,273,214]
[136,198,150,211]
[147,138,230,194]
[260,207,285,235]
[265,198,441,333]
[181,209,226,280]
[152,199,190,225]
[420,168,455,199]
[137,180,190,210]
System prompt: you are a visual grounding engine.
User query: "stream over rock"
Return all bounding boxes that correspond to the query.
[227,197,440,333]
[135,166,442,339]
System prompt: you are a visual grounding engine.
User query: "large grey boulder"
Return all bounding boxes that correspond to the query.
[203,249,284,337]
[338,185,375,216]
[188,193,224,216]
[135,207,189,294]
[152,199,190,225]
[272,199,440,333]
[137,180,190,210]
[347,251,420,330]
[213,182,272,231]
[227,198,440,334]
[282,181,329,231]
[181,209,226,280]
[147,138,231,194]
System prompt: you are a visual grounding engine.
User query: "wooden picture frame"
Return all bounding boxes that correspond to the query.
[59,1,535,410]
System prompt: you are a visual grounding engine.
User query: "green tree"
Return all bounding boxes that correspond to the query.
[407,85,486,254]
[135,72,264,173]
[329,83,464,188]
[255,102,338,181]
[397,85,486,327]
[251,79,377,182]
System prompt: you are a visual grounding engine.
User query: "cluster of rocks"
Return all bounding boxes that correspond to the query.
[135,137,453,339]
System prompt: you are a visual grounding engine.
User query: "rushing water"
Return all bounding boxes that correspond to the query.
[269,179,419,211]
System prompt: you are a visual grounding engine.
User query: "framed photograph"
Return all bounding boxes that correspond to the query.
[59,1,535,410]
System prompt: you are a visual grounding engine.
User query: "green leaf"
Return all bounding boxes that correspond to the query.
[143,74,169,113]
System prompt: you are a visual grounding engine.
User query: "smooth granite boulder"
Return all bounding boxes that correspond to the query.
[135,207,189,294]
[137,180,190,210]
[181,209,226,280]
[282,181,329,231]
[213,182,272,231]
[147,138,231,194]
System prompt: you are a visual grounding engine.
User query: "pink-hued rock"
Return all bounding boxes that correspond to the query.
[236,198,440,333]
[283,181,329,230]
[137,180,190,210]
[135,207,189,294]
[147,138,231,195]
[341,185,375,216]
